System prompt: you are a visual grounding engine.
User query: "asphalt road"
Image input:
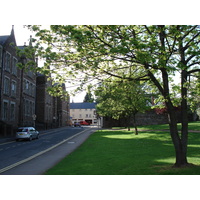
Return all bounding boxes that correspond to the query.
[0,126,97,175]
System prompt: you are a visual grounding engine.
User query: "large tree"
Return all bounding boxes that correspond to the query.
[27,25,200,167]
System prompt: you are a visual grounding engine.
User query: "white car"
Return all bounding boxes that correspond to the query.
[16,127,39,141]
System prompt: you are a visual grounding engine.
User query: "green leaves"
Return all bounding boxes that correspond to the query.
[25,25,200,111]
[95,78,148,120]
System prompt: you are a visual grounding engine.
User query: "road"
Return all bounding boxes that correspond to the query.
[0,126,97,175]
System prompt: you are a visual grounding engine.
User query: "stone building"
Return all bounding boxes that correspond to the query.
[0,26,70,136]
[17,40,37,127]
[35,74,53,129]
[56,84,70,127]
[0,27,23,136]
[36,75,70,129]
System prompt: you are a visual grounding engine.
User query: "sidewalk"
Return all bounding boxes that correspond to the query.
[0,127,97,175]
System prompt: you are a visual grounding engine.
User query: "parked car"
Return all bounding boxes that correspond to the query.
[16,127,39,141]
[74,122,81,127]
[79,121,89,125]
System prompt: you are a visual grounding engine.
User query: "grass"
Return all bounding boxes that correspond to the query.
[44,122,200,175]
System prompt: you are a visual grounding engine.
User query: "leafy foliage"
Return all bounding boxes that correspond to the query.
[24,25,200,166]
[96,79,148,119]
[96,78,148,134]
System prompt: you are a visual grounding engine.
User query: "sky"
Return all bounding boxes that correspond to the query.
[0,25,86,103]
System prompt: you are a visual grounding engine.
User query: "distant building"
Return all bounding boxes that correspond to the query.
[70,102,97,125]
[54,83,70,127]
[35,74,54,129]
[36,74,70,129]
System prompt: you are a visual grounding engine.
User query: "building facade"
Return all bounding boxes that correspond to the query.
[70,102,97,125]
[0,27,22,136]
[35,74,53,129]
[17,43,37,127]
[0,27,70,136]
[56,84,70,127]
[36,75,70,129]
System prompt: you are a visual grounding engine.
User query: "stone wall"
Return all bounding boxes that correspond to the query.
[102,109,183,128]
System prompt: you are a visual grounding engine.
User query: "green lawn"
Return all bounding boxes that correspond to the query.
[45,122,200,175]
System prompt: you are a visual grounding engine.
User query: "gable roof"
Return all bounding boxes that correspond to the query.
[70,102,96,109]
[0,26,16,46]
[0,35,9,45]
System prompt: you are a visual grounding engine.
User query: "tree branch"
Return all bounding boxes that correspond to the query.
[144,25,152,35]
[183,32,200,51]
[187,68,200,74]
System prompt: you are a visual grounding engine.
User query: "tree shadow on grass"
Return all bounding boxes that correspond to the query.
[94,130,200,175]
[45,129,200,175]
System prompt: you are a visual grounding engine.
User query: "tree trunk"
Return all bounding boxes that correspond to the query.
[127,116,131,131]
[133,113,138,135]
[166,101,189,167]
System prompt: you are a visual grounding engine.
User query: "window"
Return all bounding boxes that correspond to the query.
[86,114,88,118]
[11,80,17,97]
[4,76,10,95]
[79,114,82,118]
[12,57,18,75]
[3,100,9,120]
[23,80,32,95]
[27,68,33,78]
[26,81,29,94]
[10,102,15,121]
[5,52,11,72]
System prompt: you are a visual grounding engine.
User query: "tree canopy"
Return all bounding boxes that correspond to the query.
[25,25,200,167]
[95,78,148,134]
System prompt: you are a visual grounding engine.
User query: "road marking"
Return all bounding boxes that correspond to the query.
[0,141,15,146]
[0,128,94,174]
[68,141,75,144]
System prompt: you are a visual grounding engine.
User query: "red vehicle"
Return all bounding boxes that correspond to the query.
[79,121,89,125]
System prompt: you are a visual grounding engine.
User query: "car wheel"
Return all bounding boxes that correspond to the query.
[29,136,32,141]
[36,134,39,139]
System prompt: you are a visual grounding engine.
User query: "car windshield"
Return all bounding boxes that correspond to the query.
[17,128,28,132]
